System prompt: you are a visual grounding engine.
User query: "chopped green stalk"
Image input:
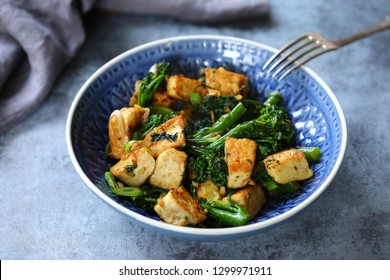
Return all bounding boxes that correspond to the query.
[137,61,170,107]
[264,90,282,105]
[124,140,139,153]
[189,92,202,106]
[297,146,322,162]
[200,195,250,227]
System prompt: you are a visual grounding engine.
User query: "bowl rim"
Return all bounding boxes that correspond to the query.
[66,34,347,239]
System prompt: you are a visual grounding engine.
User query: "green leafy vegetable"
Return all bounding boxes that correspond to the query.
[137,61,170,107]
[187,147,228,187]
[125,164,136,175]
[151,132,178,142]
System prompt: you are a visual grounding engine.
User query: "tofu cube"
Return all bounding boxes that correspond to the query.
[154,186,207,226]
[205,67,249,96]
[225,137,257,189]
[110,147,155,187]
[193,180,222,201]
[167,75,207,101]
[222,184,267,220]
[263,148,314,184]
[108,106,149,159]
[149,148,188,190]
[144,115,186,158]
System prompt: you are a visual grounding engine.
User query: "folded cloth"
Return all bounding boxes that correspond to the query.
[0,0,268,132]
[95,0,269,23]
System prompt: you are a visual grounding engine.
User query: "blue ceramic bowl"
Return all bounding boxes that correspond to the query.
[66,35,347,241]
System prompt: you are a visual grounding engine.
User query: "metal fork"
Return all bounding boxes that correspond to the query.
[262,15,390,81]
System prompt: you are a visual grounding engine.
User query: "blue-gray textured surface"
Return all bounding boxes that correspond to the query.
[1,0,389,259]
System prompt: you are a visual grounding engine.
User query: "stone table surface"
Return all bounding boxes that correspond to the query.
[1,0,390,259]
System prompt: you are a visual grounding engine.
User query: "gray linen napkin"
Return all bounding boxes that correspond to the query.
[0,0,268,132]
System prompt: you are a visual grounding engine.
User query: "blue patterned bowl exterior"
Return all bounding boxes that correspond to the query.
[66,35,347,241]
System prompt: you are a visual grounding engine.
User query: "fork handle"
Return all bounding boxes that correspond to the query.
[335,15,390,47]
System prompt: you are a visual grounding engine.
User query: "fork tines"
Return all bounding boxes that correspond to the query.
[263,32,338,81]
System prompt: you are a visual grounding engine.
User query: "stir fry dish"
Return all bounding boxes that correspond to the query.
[104,62,321,227]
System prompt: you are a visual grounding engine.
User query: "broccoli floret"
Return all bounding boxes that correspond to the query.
[187,147,228,187]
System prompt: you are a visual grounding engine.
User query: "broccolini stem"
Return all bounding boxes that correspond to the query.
[296,146,322,162]
[105,171,120,188]
[206,119,255,151]
[137,62,169,107]
[210,102,247,132]
[192,102,247,139]
[268,181,300,197]
[264,90,282,105]
[104,171,145,197]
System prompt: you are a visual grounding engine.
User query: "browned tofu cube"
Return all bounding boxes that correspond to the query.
[225,137,257,188]
[110,147,155,187]
[193,180,222,201]
[108,106,150,159]
[154,186,207,226]
[222,184,266,220]
[149,148,188,190]
[205,67,249,96]
[263,148,314,184]
[144,115,186,158]
[167,75,207,101]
